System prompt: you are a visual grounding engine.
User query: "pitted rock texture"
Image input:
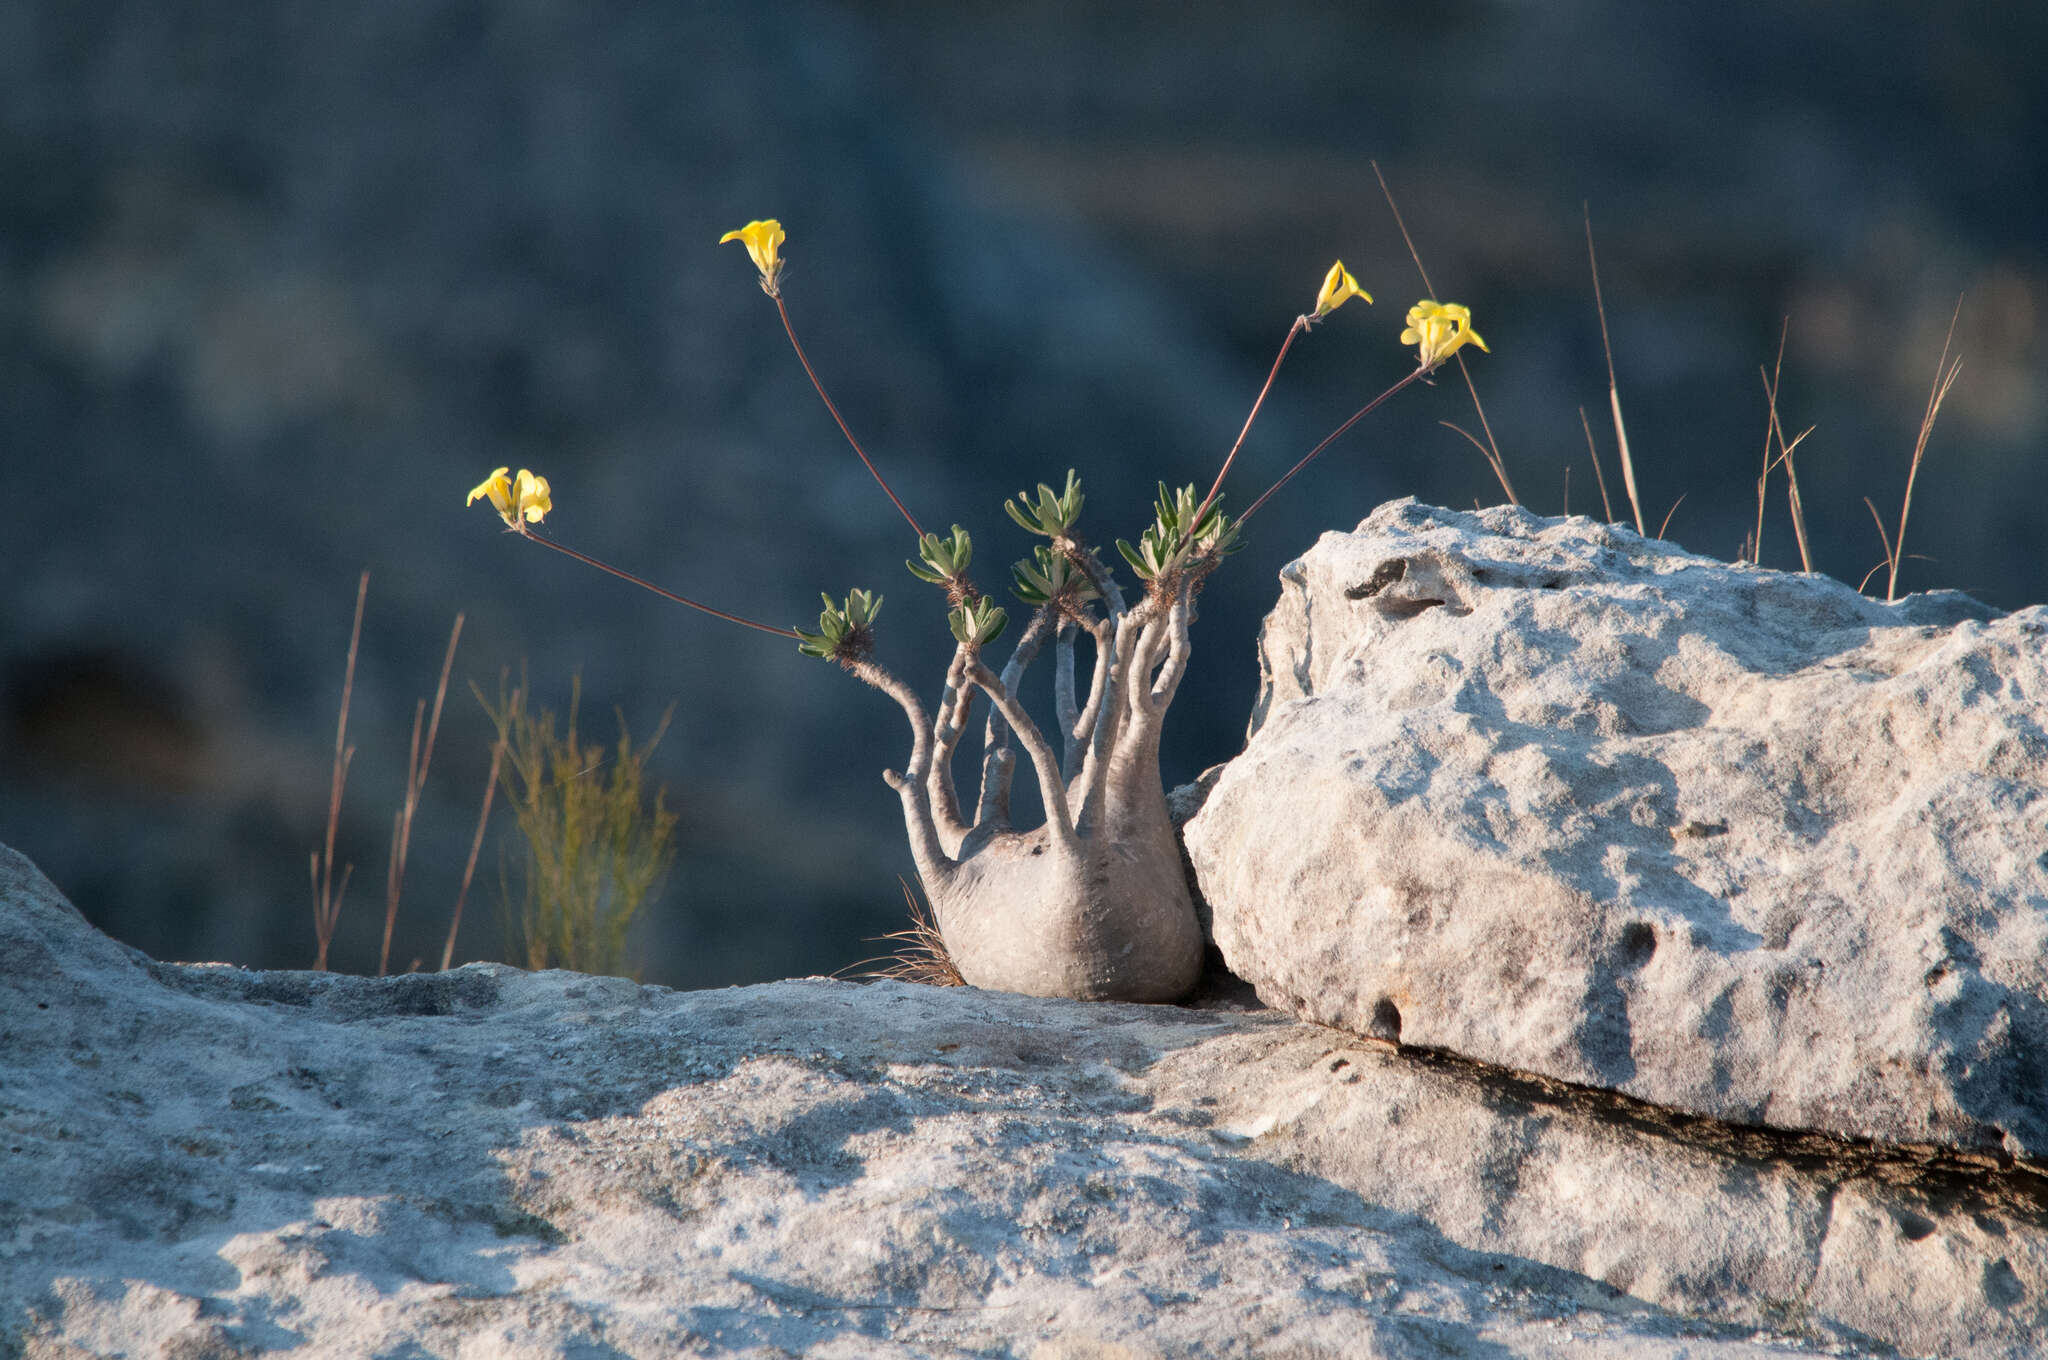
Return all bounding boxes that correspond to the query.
[7,841,2048,1356]
[1185,498,2048,1166]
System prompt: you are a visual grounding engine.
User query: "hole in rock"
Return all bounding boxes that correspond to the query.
[1378,597,1445,620]
[1619,922,1657,967]
[1367,998,1403,1044]
[1983,1258,2026,1308]
[1344,559,1407,600]
[1894,1210,1938,1242]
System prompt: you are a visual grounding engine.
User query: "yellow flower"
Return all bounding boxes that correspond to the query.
[1400,300,1490,369]
[1312,261,1371,320]
[467,466,552,529]
[719,219,785,293]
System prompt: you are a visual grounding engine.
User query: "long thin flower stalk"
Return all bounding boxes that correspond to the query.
[1239,366,1430,525]
[774,295,924,539]
[521,528,802,640]
[1194,315,1308,526]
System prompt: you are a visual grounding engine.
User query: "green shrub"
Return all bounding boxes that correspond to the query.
[478,675,676,977]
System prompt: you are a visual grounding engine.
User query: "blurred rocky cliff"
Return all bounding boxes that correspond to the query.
[2,1,2041,986]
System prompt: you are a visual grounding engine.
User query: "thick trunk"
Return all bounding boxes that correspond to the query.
[929,811,1201,1003]
[864,582,1205,1005]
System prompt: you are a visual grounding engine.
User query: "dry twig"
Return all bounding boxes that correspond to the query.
[1584,205,1644,535]
[310,571,367,971]
[1578,406,1616,523]
[380,614,463,976]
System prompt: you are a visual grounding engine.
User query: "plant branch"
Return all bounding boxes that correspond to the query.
[853,658,955,890]
[967,661,1077,850]
[1145,585,1194,716]
[1065,612,1115,788]
[971,607,1053,833]
[927,646,976,853]
[1054,621,1080,777]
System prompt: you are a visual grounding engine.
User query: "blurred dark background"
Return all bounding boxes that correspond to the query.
[3,1,2042,987]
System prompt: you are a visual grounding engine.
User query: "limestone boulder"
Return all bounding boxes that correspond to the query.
[1185,498,2048,1164]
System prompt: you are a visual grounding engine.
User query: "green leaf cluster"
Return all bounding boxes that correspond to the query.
[796,589,883,661]
[948,596,1009,648]
[1004,470,1085,538]
[1010,544,1100,607]
[906,525,974,586]
[479,675,676,979]
[1116,483,1242,581]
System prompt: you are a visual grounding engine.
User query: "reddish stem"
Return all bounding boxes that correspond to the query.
[521,528,802,640]
[1240,366,1429,525]
[774,295,924,540]
[1194,315,1307,527]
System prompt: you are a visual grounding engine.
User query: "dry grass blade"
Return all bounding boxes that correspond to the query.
[1373,161,1517,505]
[1887,297,1965,603]
[1751,319,1790,564]
[1657,494,1687,540]
[1584,205,1644,536]
[1437,421,1513,499]
[1860,496,1897,593]
[441,702,507,971]
[380,613,463,976]
[1753,322,1818,575]
[1780,424,1816,574]
[844,878,964,987]
[312,571,368,971]
[1578,406,1616,523]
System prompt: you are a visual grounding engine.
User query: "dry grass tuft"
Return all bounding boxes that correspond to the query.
[845,878,965,987]
[1877,297,1965,602]
[480,673,677,979]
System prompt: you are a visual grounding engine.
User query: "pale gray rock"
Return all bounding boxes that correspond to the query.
[1185,498,2048,1167]
[6,841,2048,1356]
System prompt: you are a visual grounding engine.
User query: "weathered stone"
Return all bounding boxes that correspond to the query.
[1185,498,2048,1165]
[7,839,2048,1356]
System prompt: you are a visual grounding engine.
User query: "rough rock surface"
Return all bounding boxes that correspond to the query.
[1185,499,2048,1166]
[8,842,2048,1357]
